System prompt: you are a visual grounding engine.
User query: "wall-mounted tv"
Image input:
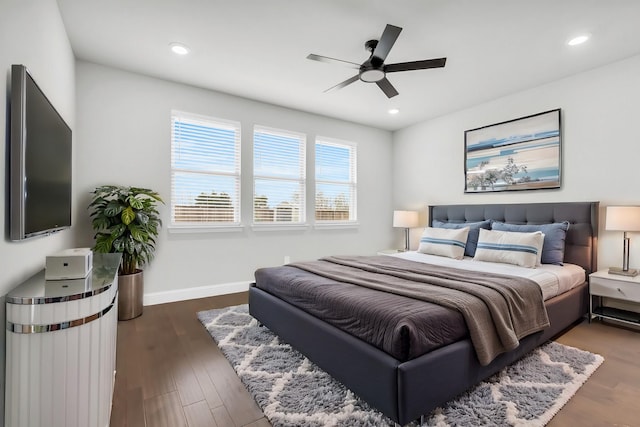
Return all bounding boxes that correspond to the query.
[9,64,72,240]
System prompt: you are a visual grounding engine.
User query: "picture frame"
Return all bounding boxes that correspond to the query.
[464,109,562,193]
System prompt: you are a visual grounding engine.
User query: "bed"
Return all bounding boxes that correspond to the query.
[249,202,598,425]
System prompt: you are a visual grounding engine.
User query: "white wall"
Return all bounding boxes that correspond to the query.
[0,0,76,292]
[0,0,76,421]
[74,61,394,297]
[392,54,640,270]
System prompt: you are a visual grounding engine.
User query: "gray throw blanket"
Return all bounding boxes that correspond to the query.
[290,255,550,366]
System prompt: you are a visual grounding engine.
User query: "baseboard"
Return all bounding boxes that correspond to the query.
[143,281,252,306]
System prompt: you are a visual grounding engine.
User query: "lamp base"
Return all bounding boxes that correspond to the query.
[608,267,639,277]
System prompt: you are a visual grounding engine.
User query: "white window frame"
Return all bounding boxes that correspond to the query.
[315,137,358,226]
[252,125,306,227]
[169,110,241,231]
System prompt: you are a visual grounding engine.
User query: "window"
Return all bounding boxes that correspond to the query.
[171,111,241,226]
[315,137,357,222]
[253,126,306,224]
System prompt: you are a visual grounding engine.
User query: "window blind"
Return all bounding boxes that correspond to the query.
[253,126,306,224]
[315,137,357,222]
[171,111,241,225]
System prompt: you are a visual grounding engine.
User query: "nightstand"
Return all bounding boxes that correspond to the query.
[377,249,403,255]
[589,270,640,326]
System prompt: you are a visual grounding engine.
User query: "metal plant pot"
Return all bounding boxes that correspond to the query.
[118,270,143,320]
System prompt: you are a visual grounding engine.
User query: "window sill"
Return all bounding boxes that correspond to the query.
[314,221,360,230]
[167,224,244,234]
[251,223,310,232]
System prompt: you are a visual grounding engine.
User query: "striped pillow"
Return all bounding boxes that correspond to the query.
[418,227,469,260]
[474,229,544,268]
[491,221,569,265]
[432,219,492,257]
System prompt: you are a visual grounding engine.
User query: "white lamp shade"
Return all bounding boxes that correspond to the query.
[393,210,419,228]
[605,206,640,231]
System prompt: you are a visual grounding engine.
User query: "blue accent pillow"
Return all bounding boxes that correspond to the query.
[491,221,570,265]
[432,219,492,257]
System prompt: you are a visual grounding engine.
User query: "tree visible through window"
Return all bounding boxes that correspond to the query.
[315,138,357,222]
[171,111,241,225]
[253,126,306,224]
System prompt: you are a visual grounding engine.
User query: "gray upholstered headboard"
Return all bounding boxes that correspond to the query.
[429,202,599,274]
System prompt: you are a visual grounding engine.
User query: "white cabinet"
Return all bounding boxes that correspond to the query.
[5,253,121,427]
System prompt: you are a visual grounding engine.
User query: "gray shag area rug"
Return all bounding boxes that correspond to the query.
[198,304,603,427]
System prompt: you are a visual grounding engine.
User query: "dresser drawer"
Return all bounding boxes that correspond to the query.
[590,277,640,303]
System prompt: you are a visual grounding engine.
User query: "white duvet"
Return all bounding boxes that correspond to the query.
[388,251,585,301]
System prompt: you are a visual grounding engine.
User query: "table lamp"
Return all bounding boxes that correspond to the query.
[393,210,419,251]
[605,206,640,276]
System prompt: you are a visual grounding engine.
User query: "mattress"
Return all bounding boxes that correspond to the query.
[253,255,585,362]
[389,251,585,301]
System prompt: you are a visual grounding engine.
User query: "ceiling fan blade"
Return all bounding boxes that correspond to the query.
[307,54,360,69]
[372,24,402,62]
[385,57,447,73]
[376,77,399,98]
[324,75,360,93]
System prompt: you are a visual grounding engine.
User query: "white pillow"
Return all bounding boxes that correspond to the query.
[474,229,544,268]
[418,226,469,260]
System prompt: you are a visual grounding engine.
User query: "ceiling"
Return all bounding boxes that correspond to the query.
[56,0,640,131]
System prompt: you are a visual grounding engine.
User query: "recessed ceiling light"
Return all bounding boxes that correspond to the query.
[388,108,399,115]
[567,34,590,46]
[170,42,190,55]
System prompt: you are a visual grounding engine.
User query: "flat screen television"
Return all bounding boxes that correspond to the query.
[9,64,72,240]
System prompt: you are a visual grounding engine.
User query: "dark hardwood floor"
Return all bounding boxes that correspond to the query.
[110,292,269,427]
[110,292,640,427]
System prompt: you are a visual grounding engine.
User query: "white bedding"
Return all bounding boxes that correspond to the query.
[388,251,585,301]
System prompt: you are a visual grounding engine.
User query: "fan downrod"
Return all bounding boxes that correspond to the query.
[360,39,385,82]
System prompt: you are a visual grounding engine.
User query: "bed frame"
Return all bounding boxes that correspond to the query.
[249,202,598,425]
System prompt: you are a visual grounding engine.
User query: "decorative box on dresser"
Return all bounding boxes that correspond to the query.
[589,269,640,326]
[5,253,121,427]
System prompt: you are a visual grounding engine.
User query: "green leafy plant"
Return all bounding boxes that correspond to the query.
[88,185,164,275]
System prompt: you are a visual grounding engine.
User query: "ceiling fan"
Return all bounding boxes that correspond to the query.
[307,24,446,98]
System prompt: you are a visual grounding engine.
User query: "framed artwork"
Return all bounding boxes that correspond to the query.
[464,109,561,193]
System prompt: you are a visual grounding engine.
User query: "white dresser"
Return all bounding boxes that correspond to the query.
[5,253,121,427]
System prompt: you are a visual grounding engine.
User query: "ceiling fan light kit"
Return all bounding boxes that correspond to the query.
[307,24,446,98]
[360,68,385,83]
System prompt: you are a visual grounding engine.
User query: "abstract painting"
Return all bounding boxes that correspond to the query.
[464,109,561,193]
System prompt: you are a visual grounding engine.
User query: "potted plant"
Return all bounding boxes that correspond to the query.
[88,185,163,320]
